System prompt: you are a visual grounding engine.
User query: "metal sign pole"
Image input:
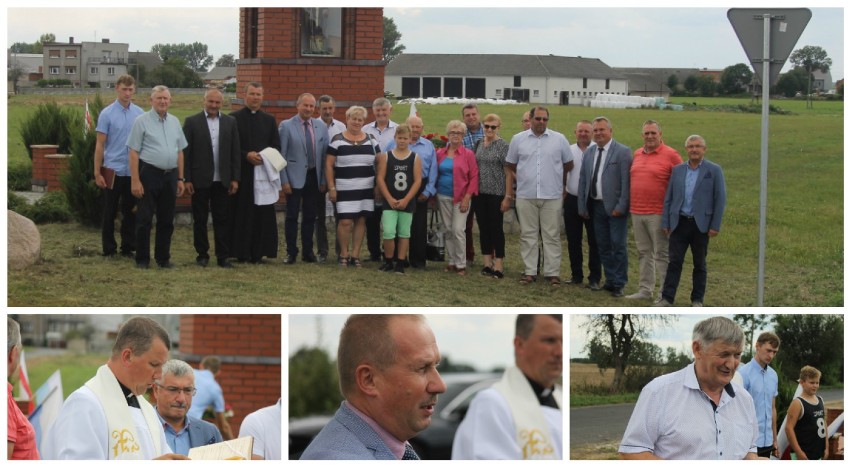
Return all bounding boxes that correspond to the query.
[757,14,771,307]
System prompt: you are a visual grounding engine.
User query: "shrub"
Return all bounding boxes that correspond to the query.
[62,94,106,227]
[8,162,32,191]
[19,101,78,159]
[7,191,29,213]
[11,191,72,224]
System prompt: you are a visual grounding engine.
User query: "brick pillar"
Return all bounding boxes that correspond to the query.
[177,315,281,437]
[30,145,70,192]
[235,7,386,122]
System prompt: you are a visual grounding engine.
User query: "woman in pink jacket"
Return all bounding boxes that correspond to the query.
[436,120,479,275]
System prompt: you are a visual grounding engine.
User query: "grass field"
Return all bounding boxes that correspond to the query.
[6,93,844,306]
[11,352,107,400]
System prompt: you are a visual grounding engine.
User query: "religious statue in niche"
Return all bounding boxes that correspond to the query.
[302,8,331,55]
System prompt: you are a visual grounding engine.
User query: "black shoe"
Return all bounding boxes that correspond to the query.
[564,278,584,285]
[410,262,426,269]
[368,255,383,262]
[394,262,405,275]
[481,266,494,276]
[317,254,327,263]
[196,257,209,267]
[217,259,234,268]
[102,251,117,257]
[119,250,135,258]
[135,262,150,269]
[587,281,602,291]
[378,260,395,272]
[611,287,625,298]
[602,283,616,292]
[157,262,175,269]
[284,254,297,264]
[303,254,318,263]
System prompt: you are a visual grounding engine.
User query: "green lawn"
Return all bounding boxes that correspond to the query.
[6,94,843,306]
[12,352,107,400]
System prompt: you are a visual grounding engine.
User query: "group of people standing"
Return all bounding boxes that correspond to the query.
[94,76,726,304]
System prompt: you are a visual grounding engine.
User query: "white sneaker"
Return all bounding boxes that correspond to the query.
[625,291,652,300]
[653,298,673,307]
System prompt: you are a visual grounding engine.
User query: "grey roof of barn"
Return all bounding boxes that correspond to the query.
[385,53,626,80]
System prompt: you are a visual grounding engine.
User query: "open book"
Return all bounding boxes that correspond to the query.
[188,435,253,460]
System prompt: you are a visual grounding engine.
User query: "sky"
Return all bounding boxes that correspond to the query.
[5,3,844,80]
[289,313,522,372]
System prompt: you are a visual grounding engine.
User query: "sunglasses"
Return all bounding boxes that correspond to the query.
[483,124,499,130]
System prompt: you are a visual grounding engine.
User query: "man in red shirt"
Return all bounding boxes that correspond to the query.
[626,120,683,302]
[7,317,39,460]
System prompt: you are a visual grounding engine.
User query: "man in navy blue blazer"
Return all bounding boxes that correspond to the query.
[278,93,329,264]
[300,315,447,460]
[152,360,223,456]
[656,135,727,307]
[577,116,632,297]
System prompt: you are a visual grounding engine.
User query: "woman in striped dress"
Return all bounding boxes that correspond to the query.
[326,106,382,267]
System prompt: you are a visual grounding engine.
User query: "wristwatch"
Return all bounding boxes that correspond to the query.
[178,178,186,182]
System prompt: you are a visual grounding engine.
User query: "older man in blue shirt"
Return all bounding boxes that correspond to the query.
[94,74,144,257]
[152,360,222,456]
[507,106,573,285]
[385,115,437,269]
[739,332,781,458]
[128,85,188,269]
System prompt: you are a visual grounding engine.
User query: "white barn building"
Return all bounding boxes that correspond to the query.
[385,53,628,105]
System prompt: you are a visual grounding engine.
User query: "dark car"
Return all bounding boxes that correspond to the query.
[289,372,501,460]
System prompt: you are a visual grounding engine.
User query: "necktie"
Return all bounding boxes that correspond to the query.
[590,147,604,199]
[402,444,420,460]
[304,120,315,169]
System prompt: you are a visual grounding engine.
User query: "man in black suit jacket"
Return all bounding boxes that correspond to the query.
[183,88,241,268]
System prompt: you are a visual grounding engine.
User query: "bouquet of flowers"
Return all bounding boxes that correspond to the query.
[425,133,448,149]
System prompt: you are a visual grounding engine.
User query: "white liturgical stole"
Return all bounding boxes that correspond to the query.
[492,366,562,460]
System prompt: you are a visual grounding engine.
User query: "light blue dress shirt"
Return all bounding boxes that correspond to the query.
[96,99,144,176]
[126,108,188,170]
[187,369,225,420]
[156,411,193,456]
[506,128,571,200]
[739,359,779,448]
[681,160,704,217]
[619,362,758,459]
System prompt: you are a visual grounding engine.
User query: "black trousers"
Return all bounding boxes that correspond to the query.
[285,169,319,258]
[473,193,505,258]
[661,216,710,303]
[192,181,231,262]
[101,175,136,255]
[135,163,177,265]
[563,193,601,283]
[315,189,330,256]
[409,198,429,267]
[366,201,384,259]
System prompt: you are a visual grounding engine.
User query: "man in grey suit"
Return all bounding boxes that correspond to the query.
[300,315,447,460]
[183,88,241,268]
[279,93,329,264]
[578,116,632,297]
[656,135,727,307]
[152,359,223,456]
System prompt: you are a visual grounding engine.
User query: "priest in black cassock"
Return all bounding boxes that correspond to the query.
[230,82,281,263]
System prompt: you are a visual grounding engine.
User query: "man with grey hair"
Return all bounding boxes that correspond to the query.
[152,359,222,455]
[656,135,727,307]
[128,85,188,269]
[301,315,447,460]
[8,317,40,459]
[42,317,187,459]
[619,316,758,460]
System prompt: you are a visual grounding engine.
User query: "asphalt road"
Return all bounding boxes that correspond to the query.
[570,387,844,447]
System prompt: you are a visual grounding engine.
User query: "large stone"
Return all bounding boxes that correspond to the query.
[8,210,41,270]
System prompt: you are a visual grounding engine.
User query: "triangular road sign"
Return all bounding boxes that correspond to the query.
[728,8,811,85]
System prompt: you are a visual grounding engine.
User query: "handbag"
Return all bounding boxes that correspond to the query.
[426,208,445,262]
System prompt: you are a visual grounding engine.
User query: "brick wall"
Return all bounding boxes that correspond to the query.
[30,145,70,192]
[178,315,281,437]
[235,7,385,122]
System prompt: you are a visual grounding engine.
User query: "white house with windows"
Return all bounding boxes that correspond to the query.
[43,37,129,88]
[384,53,628,105]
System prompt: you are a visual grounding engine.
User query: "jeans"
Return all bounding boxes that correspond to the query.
[591,199,628,288]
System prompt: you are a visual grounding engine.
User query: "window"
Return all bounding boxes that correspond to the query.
[583,78,588,89]
[606,79,610,90]
[107,67,115,76]
[513,76,521,87]
[554,91,558,97]
[66,67,76,75]
[65,50,77,58]
[533,90,539,97]
[90,67,98,75]
[49,50,60,59]
[301,7,342,57]
[49,66,59,75]
[402,77,420,98]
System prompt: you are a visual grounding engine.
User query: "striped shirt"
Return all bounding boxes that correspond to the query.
[328,134,380,218]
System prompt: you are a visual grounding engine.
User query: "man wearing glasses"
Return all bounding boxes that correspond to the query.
[152,360,222,456]
[506,106,573,286]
